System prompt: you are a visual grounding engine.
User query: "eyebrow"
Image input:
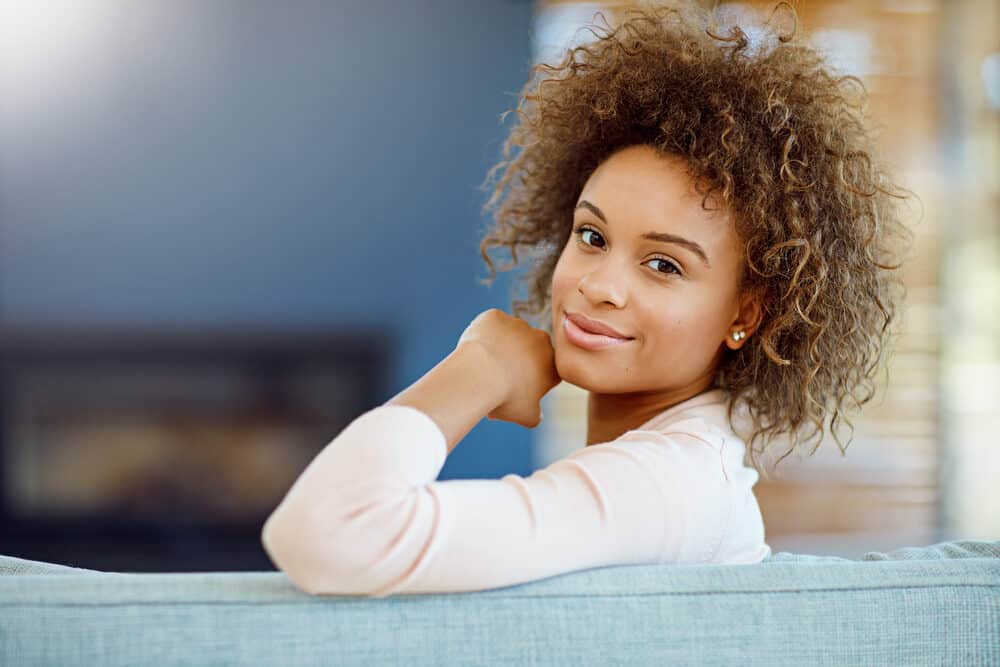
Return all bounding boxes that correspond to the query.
[575,200,711,268]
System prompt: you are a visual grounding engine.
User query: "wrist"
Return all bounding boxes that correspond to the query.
[384,342,507,454]
[452,341,509,411]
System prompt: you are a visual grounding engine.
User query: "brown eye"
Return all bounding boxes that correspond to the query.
[644,257,682,277]
[574,225,683,279]
[573,225,605,249]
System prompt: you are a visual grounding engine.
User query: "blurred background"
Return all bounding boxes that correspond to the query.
[0,0,995,572]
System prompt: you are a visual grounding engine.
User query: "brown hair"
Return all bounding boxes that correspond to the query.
[475,1,916,477]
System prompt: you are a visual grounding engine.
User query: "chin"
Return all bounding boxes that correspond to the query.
[553,350,585,386]
[554,354,614,394]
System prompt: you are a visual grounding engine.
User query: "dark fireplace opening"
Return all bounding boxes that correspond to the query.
[0,326,391,573]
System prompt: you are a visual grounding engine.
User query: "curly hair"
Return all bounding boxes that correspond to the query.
[475,1,916,478]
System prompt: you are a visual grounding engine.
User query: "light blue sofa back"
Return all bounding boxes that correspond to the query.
[1,540,998,666]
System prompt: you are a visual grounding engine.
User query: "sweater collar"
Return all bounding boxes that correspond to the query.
[635,387,732,434]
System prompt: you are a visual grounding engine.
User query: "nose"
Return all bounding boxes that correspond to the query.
[578,263,627,308]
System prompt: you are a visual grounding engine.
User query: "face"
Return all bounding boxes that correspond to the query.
[550,144,753,396]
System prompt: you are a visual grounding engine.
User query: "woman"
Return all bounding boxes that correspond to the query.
[262,2,913,598]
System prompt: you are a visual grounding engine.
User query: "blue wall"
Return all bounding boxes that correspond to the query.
[0,0,539,478]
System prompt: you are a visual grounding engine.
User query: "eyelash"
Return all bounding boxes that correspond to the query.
[572,225,683,278]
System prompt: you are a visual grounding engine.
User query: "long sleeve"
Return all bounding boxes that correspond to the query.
[261,404,767,598]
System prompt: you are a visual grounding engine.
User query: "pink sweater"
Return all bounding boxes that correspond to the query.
[261,387,771,598]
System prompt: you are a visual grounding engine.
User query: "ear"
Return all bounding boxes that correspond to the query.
[725,288,764,351]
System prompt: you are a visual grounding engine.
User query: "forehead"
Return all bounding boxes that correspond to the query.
[578,145,740,256]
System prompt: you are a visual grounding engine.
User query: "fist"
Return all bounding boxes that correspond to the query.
[457,309,562,428]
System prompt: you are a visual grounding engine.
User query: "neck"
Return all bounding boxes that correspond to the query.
[585,376,716,446]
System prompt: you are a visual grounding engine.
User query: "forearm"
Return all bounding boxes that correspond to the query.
[385,342,506,455]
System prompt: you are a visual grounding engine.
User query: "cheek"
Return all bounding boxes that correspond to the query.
[642,301,725,361]
[638,307,679,346]
[638,300,709,352]
[550,256,575,311]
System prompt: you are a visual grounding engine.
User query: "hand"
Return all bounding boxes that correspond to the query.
[456,308,562,429]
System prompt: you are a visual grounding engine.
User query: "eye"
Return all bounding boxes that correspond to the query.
[573,225,606,249]
[643,257,682,276]
[572,225,683,278]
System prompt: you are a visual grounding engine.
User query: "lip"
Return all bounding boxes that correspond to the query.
[565,312,633,339]
[563,313,635,350]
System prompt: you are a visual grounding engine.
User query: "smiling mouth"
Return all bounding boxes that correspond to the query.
[562,314,634,350]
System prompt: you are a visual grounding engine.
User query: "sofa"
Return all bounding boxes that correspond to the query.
[1,539,997,666]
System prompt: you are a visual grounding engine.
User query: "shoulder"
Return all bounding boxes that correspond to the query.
[559,420,727,485]
[619,416,737,474]
[555,420,735,509]
[611,416,766,564]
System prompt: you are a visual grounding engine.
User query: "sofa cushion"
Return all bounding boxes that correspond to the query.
[0,554,106,576]
[764,538,1000,563]
[4,539,995,576]
[858,539,1000,560]
[0,540,997,666]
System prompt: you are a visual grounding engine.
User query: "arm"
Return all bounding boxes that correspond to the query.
[261,341,507,593]
[261,407,749,597]
[385,342,506,456]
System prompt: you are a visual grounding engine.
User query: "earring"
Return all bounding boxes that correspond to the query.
[731,330,746,342]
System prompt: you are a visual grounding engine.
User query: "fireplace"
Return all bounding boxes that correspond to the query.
[0,326,391,573]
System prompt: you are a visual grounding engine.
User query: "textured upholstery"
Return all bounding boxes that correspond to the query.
[1,540,997,666]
